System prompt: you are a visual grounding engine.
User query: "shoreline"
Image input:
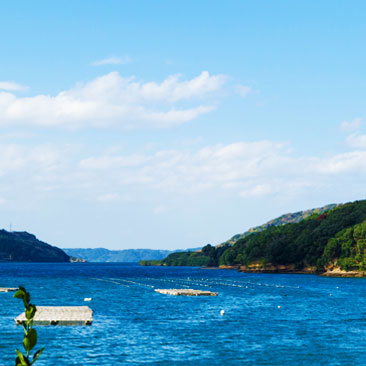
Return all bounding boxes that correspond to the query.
[142,263,366,278]
[204,265,366,278]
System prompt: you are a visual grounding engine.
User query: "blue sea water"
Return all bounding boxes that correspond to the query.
[1,263,366,365]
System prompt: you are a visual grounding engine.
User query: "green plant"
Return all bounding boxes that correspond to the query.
[14,286,44,366]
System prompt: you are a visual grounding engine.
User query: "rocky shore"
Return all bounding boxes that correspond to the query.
[321,267,366,277]
[218,264,366,277]
[231,263,317,274]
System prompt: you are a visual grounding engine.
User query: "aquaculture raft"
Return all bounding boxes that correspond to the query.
[15,306,93,326]
[0,287,17,292]
[155,289,218,296]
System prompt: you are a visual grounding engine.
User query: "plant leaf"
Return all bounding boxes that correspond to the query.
[25,305,37,321]
[23,329,37,352]
[31,348,44,364]
[15,349,29,366]
[14,289,25,300]
[23,291,30,307]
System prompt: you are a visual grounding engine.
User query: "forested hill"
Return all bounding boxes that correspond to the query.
[0,230,70,262]
[144,200,366,274]
[220,203,339,246]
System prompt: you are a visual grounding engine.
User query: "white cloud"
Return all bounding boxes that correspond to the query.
[314,151,366,174]
[346,133,366,149]
[136,71,227,102]
[0,71,225,129]
[0,81,28,92]
[235,85,252,98]
[0,144,60,176]
[1,138,366,211]
[0,143,71,205]
[340,118,362,131]
[91,56,132,66]
[78,141,299,196]
[77,138,366,200]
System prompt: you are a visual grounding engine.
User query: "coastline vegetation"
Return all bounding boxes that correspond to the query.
[140,200,366,273]
[0,230,70,263]
[139,260,163,266]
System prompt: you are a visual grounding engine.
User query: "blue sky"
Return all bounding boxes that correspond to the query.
[0,1,365,249]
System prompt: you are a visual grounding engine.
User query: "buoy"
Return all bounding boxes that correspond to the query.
[277,306,281,309]
[84,298,92,302]
[220,309,225,315]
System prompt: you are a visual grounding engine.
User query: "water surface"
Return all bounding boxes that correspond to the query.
[0,263,366,365]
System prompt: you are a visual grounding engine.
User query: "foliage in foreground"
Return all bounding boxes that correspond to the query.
[14,286,44,366]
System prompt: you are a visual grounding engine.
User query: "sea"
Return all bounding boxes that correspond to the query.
[1,263,366,365]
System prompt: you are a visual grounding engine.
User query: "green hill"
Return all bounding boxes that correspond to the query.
[220,203,339,246]
[0,230,70,262]
[149,200,366,275]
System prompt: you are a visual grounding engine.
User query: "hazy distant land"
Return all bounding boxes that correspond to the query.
[62,247,201,263]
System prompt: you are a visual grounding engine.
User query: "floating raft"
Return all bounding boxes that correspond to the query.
[15,306,93,326]
[0,287,17,292]
[155,288,218,296]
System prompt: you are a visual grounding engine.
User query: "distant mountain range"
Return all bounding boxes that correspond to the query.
[0,230,70,262]
[63,247,202,262]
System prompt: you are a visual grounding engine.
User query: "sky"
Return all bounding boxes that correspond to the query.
[0,1,366,250]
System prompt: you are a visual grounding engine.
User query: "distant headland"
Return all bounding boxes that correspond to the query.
[140,200,366,278]
[0,230,72,262]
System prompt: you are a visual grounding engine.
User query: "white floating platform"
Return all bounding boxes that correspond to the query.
[0,287,17,292]
[15,306,93,326]
[155,288,218,296]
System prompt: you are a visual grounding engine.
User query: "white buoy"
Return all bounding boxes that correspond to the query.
[220,309,225,315]
[84,298,92,302]
[277,306,281,309]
